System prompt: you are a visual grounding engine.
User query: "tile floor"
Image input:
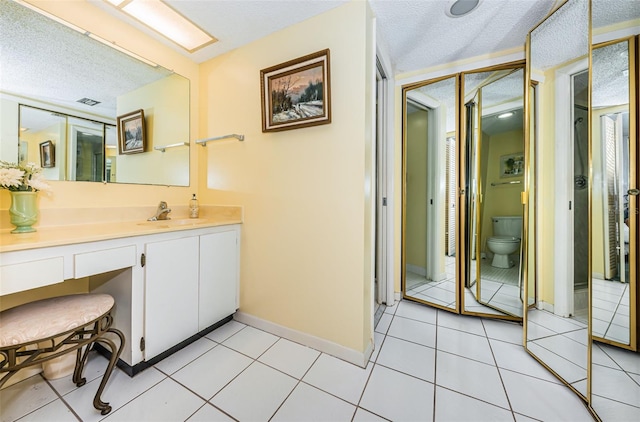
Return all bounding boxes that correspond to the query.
[591,277,630,344]
[406,256,525,317]
[1,300,598,422]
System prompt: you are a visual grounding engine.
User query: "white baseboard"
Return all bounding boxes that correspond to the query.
[395,292,402,301]
[234,312,372,368]
[406,264,426,277]
[536,301,554,313]
[592,272,605,280]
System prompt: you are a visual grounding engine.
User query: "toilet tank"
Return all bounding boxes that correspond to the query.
[492,216,523,237]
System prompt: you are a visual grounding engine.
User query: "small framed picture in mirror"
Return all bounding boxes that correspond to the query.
[117,109,146,154]
[499,153,524,178]
[39,140,55,168]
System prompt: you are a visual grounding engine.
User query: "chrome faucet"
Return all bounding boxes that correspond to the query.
[148,201,171,221]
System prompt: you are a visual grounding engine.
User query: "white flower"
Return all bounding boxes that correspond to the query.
[0,168,24,189]
[0,160,51,193]
[27,173,51,192]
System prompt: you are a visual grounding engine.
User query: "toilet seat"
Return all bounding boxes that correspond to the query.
[488,235,519,243]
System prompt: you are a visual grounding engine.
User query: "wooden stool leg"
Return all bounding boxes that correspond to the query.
[92,328,125,415]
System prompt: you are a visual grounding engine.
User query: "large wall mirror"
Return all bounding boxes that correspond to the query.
[0,0,190,186]
[525,0,590,399]
[402,75,459,312]
[461,65,526,318]
[589,0,640,419]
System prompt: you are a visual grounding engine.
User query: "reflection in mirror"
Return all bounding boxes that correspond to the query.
[403,76,458,311]
[589,0,640,415]
[591,39,632,345]
[462,67,526,317]
[0,0,190,186]
[525,0,589,398]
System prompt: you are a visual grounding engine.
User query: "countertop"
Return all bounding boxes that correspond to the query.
[0,206,242,253]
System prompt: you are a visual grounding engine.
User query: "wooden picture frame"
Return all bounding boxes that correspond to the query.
[260,49,331,132]
[39,140,55,168]
[500,152,524,178]
[117,109,146,154]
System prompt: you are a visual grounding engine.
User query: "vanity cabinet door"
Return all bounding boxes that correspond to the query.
[198,229,239,331]
[144,236,199,360]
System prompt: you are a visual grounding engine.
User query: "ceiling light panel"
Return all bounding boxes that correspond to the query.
[107,0,217,52]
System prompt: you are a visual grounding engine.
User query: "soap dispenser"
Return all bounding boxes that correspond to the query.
[189,194,199,218]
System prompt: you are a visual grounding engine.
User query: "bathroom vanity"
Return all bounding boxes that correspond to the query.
[0,208,242,375]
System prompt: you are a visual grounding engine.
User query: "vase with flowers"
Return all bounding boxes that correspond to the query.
[1,161,51,233]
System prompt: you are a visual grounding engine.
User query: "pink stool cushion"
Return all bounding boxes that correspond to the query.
[0,294,114,347]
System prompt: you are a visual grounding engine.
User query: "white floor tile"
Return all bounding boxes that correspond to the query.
[154,337,217,375]
[221,325,279,359]
[591,394,640,422]
[387,316,436,348]
[352,408,389,421]
[359,365,434,422]
[271,382,356,422]
[591,364,640,407]
[302,354,372,405]
[530,332,588,369]
[205,320,246,343]
[374,313,393,334]
[482,319,523,345]
[597,343,640,375]
[500,368,593,421]
[434,386,513,421]
[489,340,562,384]
[435,351,509,409]
[102,378,204,422]
[437,326,494,365]
[394,300,438,324]
[258,338,320,379]
[1,376,61,422]
[186,403,235,421]
[46,351,108,396]
[376,336,435,382]
[369,331,385,362]
[171,345,252,400]
[211,362,297,421]
[13,398,77,422]
[525,342,587,385]
[62,366,165,422]
[437,310,486,336]
[383,301,398,314]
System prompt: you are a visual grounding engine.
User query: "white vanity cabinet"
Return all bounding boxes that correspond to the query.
[0,222,241,374]
[144,236,200,360]
[198,228,239,331]
[142,225,240,360]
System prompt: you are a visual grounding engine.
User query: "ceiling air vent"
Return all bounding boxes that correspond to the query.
[77,98,101,106]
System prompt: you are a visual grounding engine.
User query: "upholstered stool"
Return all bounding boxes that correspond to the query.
[0,293,125,415]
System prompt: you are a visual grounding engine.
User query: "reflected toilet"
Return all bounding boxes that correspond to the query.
[487,216,522,268]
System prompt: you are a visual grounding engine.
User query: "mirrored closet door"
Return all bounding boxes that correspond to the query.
[589,0,640,418]
[461,66,526,318]
[402,76,459,312]
[525,0,590,399]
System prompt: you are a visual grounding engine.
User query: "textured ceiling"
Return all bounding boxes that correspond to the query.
[0,0,173,118]
[87,0,559,74]
[593,40,630,109]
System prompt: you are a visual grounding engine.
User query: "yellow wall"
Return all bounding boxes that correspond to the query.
[405,110,428,269]
[536,68,557,305]
[0,0,200,213]
[117,74,190,186]
[479,129,524,250]
[198,1,374,353]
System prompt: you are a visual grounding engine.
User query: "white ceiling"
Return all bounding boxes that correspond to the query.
[89,0,559,74]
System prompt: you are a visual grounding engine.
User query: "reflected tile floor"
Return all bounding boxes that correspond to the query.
[2,302,597,422]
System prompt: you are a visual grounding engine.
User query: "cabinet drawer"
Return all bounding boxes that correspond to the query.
[74,245,136,278]
[0,257,64,295]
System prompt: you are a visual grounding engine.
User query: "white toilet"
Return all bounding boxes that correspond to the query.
[486,216,522,268]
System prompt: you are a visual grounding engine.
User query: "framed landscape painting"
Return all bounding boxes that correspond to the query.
[117,109,146,154]
[260,49,331,132]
